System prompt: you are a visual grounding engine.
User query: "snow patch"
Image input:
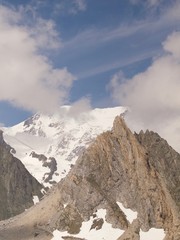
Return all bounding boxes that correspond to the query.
[41,188,46,194]
[33,196,39,205]
[140,228,165,240]
[51,230,63,240]
[76,209,124,239]
[117,202,137,223]
[51,208,124,240]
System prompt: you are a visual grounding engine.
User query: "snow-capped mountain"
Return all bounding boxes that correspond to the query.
[3,106,126,187]
[1,116,176,240]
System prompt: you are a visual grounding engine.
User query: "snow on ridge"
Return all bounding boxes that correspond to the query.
[3,106,126,186]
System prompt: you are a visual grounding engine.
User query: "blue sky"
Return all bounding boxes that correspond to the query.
[0,0,180,126]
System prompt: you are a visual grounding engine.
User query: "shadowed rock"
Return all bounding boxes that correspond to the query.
[0,130,43,220]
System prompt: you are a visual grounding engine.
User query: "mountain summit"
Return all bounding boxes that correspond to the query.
[3,106,126,187]
[0,116,179,240]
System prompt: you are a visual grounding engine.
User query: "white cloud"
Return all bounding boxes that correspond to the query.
[0,5,75,114]
[163,31,180,59]
[109,31,180,153]
[74,0,87,11]
[69,0,87,14]
[54,0,87,16]
[68,97,92,117]
[0,123,5,128]
[18,3,62,50]
[53,98,92,123]
[147,0,163,7]
[28,18,62,50]
[129,0,140,4]
[62,98,93,123]
[129,0,163,7]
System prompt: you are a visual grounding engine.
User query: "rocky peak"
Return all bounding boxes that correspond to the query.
[113,115,130,138]
[0,117,179,240]
[0,129,7,146]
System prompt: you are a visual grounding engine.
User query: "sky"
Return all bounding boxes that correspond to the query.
[0,0,180,151]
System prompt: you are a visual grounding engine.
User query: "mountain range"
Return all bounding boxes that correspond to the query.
[0,107,179,240]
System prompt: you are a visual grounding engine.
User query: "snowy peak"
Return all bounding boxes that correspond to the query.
[3,106,126,187]
[6,106,126,137]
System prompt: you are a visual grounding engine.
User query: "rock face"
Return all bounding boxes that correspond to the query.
[0,130,43,220]
[0,117,179,240]
[135,130,180,239]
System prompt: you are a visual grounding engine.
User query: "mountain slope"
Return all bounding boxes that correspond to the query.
[0,117,179,240]
[3,106,126,187]
[0,130,43,220]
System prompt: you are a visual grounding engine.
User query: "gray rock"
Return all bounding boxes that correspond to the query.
[0,130,43,220]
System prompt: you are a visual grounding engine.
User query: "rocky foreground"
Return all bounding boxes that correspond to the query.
[0,117,179,240]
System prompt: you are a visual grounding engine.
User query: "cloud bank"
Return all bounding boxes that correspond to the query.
[109,31,180,152]
[0,5,75,114]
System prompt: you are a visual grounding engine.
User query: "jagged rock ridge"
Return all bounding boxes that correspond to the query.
[0,117,179,240]
[0,130,43,220]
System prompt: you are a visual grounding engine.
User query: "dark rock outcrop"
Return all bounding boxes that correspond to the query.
[0,130,43,220]
[30,151,57,183]
[0,117,179,240]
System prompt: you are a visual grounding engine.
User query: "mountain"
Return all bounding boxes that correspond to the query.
[0,116,179,240]
[3,106,126,187]
[0,130,43,220]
